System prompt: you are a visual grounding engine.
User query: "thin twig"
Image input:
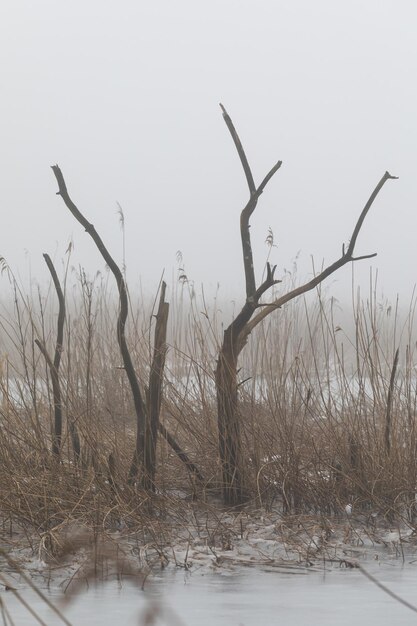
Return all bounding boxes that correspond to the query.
[358,563,417,615]
[0,549,73,626]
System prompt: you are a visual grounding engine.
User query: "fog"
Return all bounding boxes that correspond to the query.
[0,0,415,308]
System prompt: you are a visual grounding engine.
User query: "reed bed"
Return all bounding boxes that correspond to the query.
[0,262,416,566]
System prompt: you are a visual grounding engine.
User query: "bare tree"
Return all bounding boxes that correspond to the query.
[385,347,399,456]
[51,166,204,488]
[35,253,66,457]
[52,165,148,479]
[216,104,398,506]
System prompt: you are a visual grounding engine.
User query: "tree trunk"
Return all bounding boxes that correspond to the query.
[143,282,169,491]
[215,334,244,506]
[216,105,396,510]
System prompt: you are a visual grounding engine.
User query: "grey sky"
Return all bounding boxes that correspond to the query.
[0,0,415,307]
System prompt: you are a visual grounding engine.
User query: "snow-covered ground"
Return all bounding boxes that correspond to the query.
[1,504,415,594]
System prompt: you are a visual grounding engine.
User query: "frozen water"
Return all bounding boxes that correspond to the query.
[3,559,417,625]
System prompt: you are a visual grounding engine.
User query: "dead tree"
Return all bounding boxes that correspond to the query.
[35,253,65,457]
[145,282,169,489]
[217,104,398,506]
[385,347,399,456]
[52,165,148,480]
[128,281,170,489]
[35,254,81,462]
[51,166,204,488]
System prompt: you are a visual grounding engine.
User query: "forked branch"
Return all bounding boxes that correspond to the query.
[52,166,205,483]
[221,104,282,301]
[220,103,256,195]
[51,165,147,466]
[254,262,281,301]
[239,170,398,347]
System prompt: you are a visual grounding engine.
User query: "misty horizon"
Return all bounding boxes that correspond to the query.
[1,0,415,308]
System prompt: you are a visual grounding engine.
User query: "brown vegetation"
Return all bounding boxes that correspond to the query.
[0,110,407,593]
[0,263,414,534]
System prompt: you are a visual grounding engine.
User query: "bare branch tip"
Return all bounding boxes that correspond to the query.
[351,252,378,262]
[386,171,399,180]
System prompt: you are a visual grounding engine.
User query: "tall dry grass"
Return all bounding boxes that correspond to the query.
[0,258,415,550]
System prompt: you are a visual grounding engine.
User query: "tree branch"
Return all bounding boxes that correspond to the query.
[346,171,398,257]
[158,423,204,483]
[35,338,63,457]
[257,160,283,196]
[35,254,66,457]
[385,347,399,455]
[52,166,202,483]
[254,262,281,300]
[51,165,147,469]
[145,281,169,489]
[220,105,282,301]
[239,171,398,347]
[220,103,256,195]
[43,254,65,371]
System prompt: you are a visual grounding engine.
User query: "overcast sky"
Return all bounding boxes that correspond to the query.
[0,0,415,309]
